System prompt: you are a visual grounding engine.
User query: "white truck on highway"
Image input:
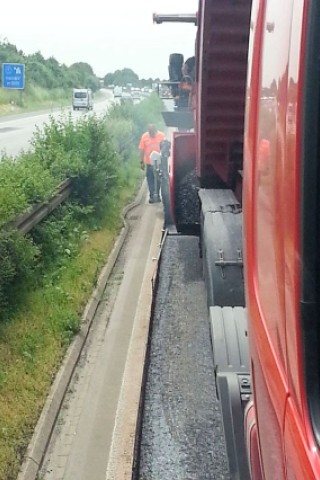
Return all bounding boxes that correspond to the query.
[113,86,123,98]
[72,88,93,111]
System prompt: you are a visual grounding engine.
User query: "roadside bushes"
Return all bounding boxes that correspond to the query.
[0,154,57,228]
[32,114,121,219]
[105,92,166,188]
[132,92,165,136]
[0,92,166,480]
[0,229,39,311]
[107,93,165,143]
[0,94,164,317]
[0,113,121,315]
[0,114,121,228]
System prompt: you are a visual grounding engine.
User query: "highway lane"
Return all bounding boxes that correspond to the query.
[0,90,114,157]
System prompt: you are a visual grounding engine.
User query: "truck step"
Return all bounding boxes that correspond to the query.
[199,188,240,214]
[201,193,244,307]
[210,306,251,480]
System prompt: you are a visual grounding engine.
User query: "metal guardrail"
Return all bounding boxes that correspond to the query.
[11,178,73,235]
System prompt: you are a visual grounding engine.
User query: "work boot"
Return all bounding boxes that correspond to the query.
[149,196,155,204]
[154,194,161,203]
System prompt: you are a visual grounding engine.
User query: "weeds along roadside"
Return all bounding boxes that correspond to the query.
[0,93,164,480]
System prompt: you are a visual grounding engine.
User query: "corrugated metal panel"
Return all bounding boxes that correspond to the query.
[196,0,252,189]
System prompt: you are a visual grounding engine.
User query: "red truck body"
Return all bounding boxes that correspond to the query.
[157,0,320,477]
[244,1,320,478]
[195,0,250,197]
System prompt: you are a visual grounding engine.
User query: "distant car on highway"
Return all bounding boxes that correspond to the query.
[113,86,123,97]
[131,90,141,99]
[120,92,133,105]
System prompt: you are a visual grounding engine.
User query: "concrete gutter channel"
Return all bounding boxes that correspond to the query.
[18,180,156,480]
[105,213,164,480]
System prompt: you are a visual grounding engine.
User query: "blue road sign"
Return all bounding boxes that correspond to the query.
[2,63,25,89]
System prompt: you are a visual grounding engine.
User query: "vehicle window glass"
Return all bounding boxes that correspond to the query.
[299,0,320,445]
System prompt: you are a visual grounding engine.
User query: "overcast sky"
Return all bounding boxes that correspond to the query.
[1,0,198,79]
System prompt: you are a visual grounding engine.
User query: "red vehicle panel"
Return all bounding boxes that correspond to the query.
[156,0,320,476]
[244,0,320,477]
[285,398,320,480]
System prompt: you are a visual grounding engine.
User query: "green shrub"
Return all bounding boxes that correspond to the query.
[132,93,165,136]
[0,154,57,227]
[32,114,121,219]
[32,202,93,271]
[0,230,39,311]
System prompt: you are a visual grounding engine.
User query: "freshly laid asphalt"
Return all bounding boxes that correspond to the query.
[138,235,231,479]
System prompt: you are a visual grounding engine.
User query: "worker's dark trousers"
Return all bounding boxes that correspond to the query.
[146,164,160,198]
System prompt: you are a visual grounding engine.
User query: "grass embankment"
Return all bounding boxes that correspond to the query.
[0,93,164,480]
[0,85,109,117]
[0,86,71,117]
[0,193,134,480]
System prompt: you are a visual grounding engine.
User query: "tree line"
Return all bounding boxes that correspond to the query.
[0,40,100,91]
[0,40,160,93]
[103,68,160,88]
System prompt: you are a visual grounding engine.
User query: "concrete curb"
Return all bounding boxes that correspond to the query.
[18,181,147,480]
[105,215,163,480]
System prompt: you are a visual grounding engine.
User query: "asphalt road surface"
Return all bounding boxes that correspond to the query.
[138,235,231,480]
